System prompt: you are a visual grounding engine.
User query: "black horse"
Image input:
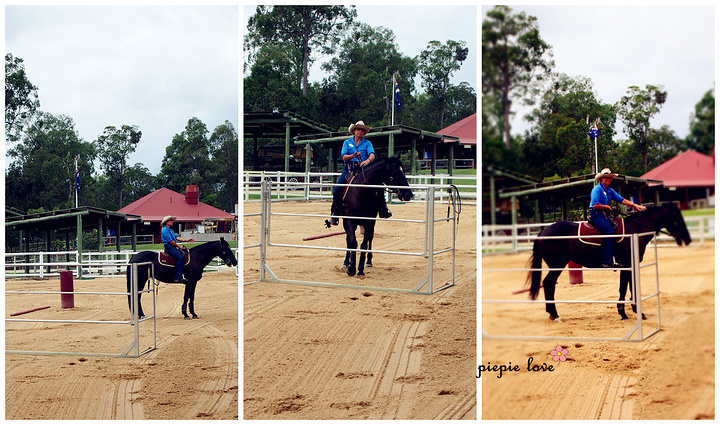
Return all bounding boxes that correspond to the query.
[339,156,413,277]
[526,203,691,321]
[127,237,238,320]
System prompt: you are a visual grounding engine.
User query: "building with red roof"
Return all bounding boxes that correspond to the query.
[436,113,477,169]
[641,150,715,209]
[119,185,236,242]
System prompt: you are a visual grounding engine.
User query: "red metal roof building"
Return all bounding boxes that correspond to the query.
[119,185,235,242]
[436,113,477,169]
[640,150,715,209]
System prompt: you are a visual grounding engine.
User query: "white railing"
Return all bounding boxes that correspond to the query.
[5,248,240,278]
[482,214,714,255]
[243,170,476,204]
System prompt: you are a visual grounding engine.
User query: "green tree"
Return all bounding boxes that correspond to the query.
[482,5,554,149]
[157,117,213,197]
[209,120,239,212]
[685,88,714,155]
[522,74,616,179]
[93,124,142,208]
[6,112,94,211]
[444,82,477,125]
[615,84,667,173]
[318,23,416,130]
[244,43,303,112]
[417,39,469,129]
[245,5,357,96]
[5,53,40,144]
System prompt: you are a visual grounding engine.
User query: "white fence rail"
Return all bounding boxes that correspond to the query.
[482,214,713,255]
[5,248,240,278]
[243,170,476,204]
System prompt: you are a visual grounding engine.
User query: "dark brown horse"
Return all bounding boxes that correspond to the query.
[127,237,237,320]
[340,156,413,277]
[526,204,691,321]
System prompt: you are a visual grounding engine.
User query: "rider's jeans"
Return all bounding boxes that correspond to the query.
[590,209,616,264]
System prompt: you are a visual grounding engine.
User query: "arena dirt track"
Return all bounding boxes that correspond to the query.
[482,240,714,419]
[243,200,477,419]
[5,269,238,420]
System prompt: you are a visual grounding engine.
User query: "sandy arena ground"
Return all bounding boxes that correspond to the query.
[482,240,714,419]
[5,268,238,420]
[243,199,477,419]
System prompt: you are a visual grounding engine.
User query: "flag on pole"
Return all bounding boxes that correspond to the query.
[588,126,599,139]
[75,163,80,192]
[394,79,401,111]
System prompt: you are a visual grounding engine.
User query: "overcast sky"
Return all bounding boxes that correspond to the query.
[482,5,715,141]
[243,5,477,94]
[6,5,238,175]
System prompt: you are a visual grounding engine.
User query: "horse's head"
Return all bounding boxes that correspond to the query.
[218,237,238,267]
[384,156,413,202]
[663,204,692,246]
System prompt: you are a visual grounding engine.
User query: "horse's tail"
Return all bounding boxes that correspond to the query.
[526,239,543,300]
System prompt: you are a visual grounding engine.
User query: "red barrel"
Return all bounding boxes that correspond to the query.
[60,270,74,308]
[568,261,583,285]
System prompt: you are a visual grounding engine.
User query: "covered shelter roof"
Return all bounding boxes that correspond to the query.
[438,113,476,145]
[244,110,333,139]
[640,150,714,188]
[5,206,141,233]
[294,123,458,150]
[498,173,663,200]
[118,188,234,222]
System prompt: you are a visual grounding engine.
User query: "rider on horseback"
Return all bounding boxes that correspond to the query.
[329,120,392,226]
[161,215,195,283]
[589,168,646,268]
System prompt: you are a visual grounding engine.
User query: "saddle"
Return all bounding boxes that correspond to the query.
[158,249,190,267]
[578,216,625,246]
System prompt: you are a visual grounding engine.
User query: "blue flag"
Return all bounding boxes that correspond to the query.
[588,128,599,139]
[394,80,401,110]
[75,165,80,192]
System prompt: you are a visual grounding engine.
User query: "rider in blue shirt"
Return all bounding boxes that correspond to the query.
[161,215,195,283]
[589,168,646,267]
[328,121,391,226]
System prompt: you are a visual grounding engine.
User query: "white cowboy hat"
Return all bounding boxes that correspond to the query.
[161,215,177,226]
[595,168,619,181]
[348,120,371,135]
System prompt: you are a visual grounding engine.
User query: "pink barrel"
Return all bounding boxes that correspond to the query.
[568,261,583,285]
[60,270,74,308]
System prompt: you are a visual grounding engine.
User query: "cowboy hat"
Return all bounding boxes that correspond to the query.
[595,168,618,181]
[161,215,177,227]
[348,120,371,135]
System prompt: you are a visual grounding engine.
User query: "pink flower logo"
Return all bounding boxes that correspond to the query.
[551,345,568,362]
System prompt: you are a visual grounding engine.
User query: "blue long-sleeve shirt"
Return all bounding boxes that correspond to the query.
[590,182,624,209]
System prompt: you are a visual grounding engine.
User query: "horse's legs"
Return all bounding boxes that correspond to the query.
[618,270,646,320]
[617,270,630,320]
[366,227,374,267]
[127,266,147,319]
[344,220,358,276]
[542,270,563,321]
[183,281,198,320]
[357,224,374,276]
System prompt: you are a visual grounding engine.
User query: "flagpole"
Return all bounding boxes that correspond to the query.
[75,156,79,208]
[391,74,396,126]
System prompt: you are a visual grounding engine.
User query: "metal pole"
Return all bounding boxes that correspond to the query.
[131,263,140,357]
[632,234,643,341]
[426,186,435,294]
[259,179,269,281]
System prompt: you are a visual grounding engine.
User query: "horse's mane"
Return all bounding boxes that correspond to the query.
[626,203,676,219]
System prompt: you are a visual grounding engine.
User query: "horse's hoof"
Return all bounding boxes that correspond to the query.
[641,313,647,320]
[365,263,373,268]
[620,316,629,321]
[184,316,191,320]
[552,317,563,323]
[346,266,356,276]
[192,315,199,319]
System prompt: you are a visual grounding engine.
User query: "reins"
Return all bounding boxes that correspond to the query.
[618,210,672,237]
